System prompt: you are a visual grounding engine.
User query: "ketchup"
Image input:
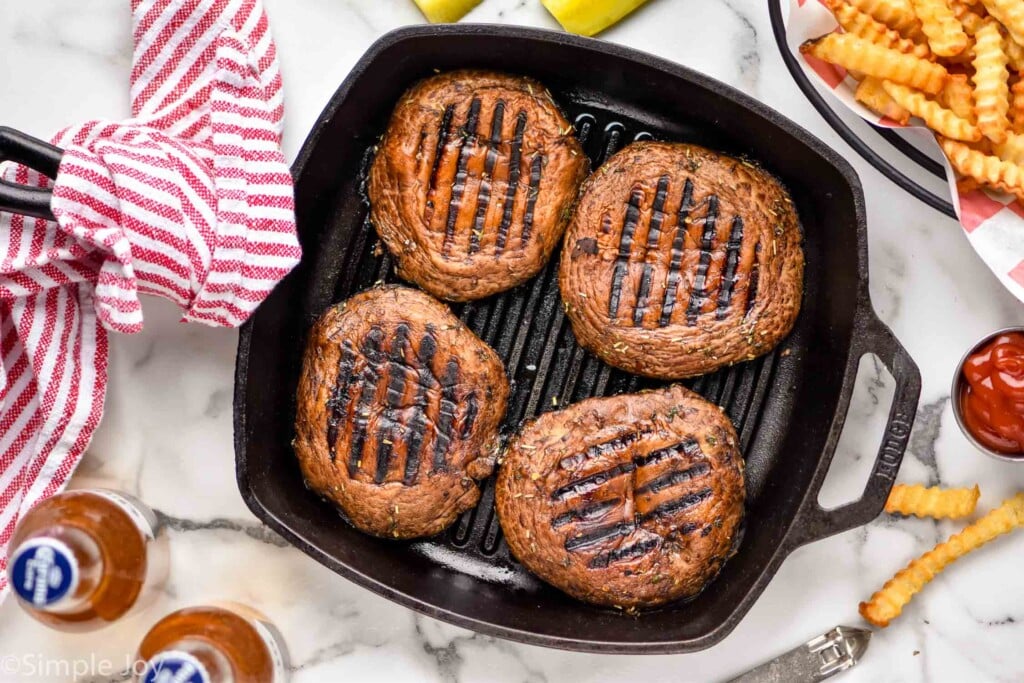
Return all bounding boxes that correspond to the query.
[960,332,1024,456]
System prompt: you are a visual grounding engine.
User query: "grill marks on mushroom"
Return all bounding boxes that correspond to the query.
[370,70,588,302]
[295,286,509,539]
[604,179,759,330]
[425,97,547,260]
[496,112,529,255]
[551,438,713,563]
[559,141,804,380]
[324,323,478,486]
[496,385,745,608]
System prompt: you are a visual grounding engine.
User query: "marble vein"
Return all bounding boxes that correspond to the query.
[908,396,949,487]
[720,0,761,95]
[155,510,289,548]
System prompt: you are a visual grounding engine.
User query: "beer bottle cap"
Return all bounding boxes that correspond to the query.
[9,538,79,608]
[140,651,211,683]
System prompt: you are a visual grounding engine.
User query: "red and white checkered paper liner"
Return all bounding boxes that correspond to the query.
[790,0,1024,303]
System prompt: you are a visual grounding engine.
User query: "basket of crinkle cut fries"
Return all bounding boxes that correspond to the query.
[787,0,1024,303]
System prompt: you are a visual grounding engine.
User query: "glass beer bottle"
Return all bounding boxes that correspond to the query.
[135,603,290,683]
[6,488,168,631]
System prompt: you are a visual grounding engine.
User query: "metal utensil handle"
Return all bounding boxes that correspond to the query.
[727,626,872,683]
[0,126,62,221]
[786,307,922,549]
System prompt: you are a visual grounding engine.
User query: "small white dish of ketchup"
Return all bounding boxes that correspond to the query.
[953,328,1024,462]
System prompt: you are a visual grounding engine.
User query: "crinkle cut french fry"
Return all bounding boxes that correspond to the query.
[882,80,982,139]
[884,483,980,518]
[849,0,927,39]
[912,0,970,56]
[857,77,913,123]
[1012,74,1024,132]
[957,174,983,192]
[940,74,977,119]
[944,47,978,65]
[966,136,994,153]
[1006,36,1024,72]
[941,136,1024,199]
[831,0,933,58]
[979,0,1024,46]
[994,130,1024,163]
[860,493,1024,628]
[952,0,987,32]
[972,20,1011,143]
[802,33,949,94]
[948,0,992,65]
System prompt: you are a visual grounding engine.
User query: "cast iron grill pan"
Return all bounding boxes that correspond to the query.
[234,26,921,653]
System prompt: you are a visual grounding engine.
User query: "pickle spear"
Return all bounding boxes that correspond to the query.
[542,0,651,36]
[413,0,481,23]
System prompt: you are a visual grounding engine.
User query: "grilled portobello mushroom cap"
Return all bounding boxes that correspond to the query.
[496,384,744,609]
[559,142,804,379]
[295,285,509,539]
[369,70,589,302]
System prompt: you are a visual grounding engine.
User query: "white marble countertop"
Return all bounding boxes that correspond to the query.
[2,0,1024,681]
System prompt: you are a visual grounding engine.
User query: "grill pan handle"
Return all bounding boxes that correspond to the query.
[0,126,61,222]
[785,308,921,549]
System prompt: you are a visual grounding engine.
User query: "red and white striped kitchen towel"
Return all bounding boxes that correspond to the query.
[0,0,300,593]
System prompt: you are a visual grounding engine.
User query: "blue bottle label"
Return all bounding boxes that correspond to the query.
[141,651,210,683]
[9,538,78,607]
